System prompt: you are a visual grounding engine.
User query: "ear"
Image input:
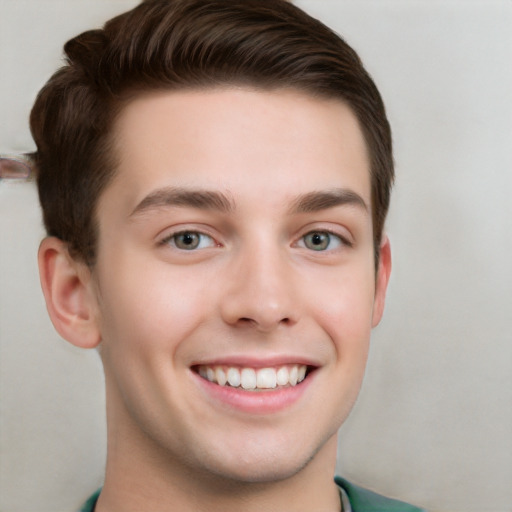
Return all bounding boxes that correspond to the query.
[372,235,392,328]
[38,237,101,349]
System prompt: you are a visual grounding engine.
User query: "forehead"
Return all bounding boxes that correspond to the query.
[103,87,371,213]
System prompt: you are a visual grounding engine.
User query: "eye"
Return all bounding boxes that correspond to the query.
[163,231,216,250]
[299,231,344,251]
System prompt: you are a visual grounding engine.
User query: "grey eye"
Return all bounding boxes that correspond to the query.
[303,232,332,251]
[165,231,216,250]
[174,232,201,250]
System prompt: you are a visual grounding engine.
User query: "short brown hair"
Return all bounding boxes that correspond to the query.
[31,0,393,267]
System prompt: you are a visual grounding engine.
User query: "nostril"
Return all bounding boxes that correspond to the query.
[236,316,292,329]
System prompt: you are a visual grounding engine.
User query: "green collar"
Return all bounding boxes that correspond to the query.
[81,477,426,512]
[335,476,426,512]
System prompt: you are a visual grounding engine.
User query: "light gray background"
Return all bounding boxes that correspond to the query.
[1,1,511,511]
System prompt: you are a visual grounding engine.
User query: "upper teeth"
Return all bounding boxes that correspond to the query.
[198,364,307,390]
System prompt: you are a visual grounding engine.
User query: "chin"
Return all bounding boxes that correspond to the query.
[205,459,308,486]
[194,436,323,486]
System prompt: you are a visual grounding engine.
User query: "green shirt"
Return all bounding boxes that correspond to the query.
[335,476,426,512]
[80,477,426,512]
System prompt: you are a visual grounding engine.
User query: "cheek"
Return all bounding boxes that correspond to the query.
[309,265,376,343]
[94,261,215,427]
[95,259,214,358]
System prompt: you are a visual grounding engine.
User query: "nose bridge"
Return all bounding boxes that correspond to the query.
[220,235,297,331]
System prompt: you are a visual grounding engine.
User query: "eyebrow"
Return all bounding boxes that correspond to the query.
[288,188,369,214]
[129,187,235,218]
[129,186,368,219]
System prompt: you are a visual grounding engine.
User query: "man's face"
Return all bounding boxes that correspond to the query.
[90,88,389,483]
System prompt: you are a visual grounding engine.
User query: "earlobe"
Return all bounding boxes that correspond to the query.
[372,236,392,328]
[38,237,101,349]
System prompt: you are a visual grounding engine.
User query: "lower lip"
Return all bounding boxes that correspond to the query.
[192,371,314,415]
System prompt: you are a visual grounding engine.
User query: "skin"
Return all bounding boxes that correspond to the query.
[39,88,391,512]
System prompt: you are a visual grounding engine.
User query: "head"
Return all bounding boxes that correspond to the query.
[33,0,393,497]
[31,0,393,270]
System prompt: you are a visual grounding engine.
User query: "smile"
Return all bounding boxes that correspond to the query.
[197,364,308,390]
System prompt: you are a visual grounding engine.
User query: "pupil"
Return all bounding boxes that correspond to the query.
[312,233,323,245]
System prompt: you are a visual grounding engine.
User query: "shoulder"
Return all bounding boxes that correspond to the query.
[335,476,427,512]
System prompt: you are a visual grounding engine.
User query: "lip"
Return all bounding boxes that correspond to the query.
[190,361,317,415]
[190,354,321,369]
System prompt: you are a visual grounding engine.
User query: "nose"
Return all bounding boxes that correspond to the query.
[219,244,298,333]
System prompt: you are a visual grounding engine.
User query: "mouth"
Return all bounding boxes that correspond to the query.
[193,364,312,391]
